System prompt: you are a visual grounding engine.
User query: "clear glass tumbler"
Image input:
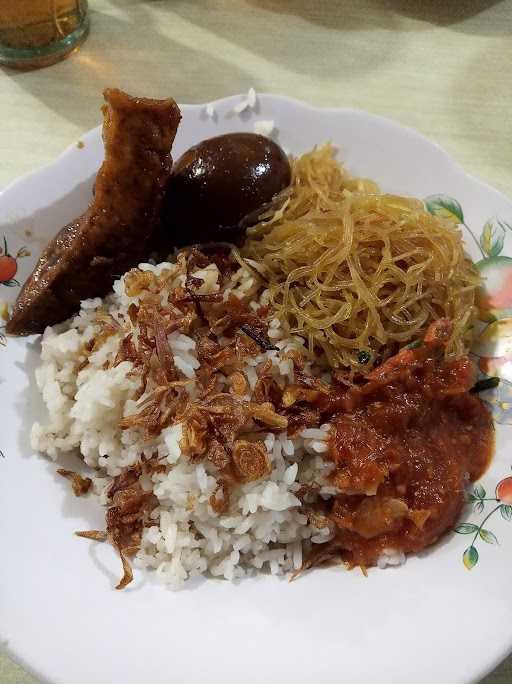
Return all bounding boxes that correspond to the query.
[0,0,89,69]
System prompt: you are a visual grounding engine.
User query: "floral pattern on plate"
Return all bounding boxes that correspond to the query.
[426,195,512,568]
[0,235,30,346]
[454,477,512,569]
[0,235,30,287]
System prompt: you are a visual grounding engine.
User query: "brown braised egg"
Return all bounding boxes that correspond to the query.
[161,132,291,244]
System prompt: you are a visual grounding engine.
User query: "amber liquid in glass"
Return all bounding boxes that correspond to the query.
[0,0,89,68]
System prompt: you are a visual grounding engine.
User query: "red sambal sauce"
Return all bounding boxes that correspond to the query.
[321,337,494,569]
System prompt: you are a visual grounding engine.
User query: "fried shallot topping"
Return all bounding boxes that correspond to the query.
[77,247,316,588]
[76,461,160,590]
[57,469,92,497]
[232,440,271,482]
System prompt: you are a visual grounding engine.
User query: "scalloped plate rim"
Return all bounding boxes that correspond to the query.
[1,93,509,211]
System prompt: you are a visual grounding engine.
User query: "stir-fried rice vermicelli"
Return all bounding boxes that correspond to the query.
[243,145,480,372]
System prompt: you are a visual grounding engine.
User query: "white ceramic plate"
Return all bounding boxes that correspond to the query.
[1,94,512,684]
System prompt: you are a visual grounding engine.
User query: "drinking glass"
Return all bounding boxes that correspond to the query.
[0,0,89,69]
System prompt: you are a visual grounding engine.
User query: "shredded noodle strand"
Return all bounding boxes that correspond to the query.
[243,145,480,372]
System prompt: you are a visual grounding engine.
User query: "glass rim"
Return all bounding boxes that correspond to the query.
[0,12,89,67]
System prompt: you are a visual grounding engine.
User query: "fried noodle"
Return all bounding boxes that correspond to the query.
[243,144,480,372]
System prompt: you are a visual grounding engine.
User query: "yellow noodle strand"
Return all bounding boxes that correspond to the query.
[243,144,480,372]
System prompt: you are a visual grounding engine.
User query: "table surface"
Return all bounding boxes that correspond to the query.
[0,1,511,682]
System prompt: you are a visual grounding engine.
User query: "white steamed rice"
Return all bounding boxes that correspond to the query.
[31,258,343,588]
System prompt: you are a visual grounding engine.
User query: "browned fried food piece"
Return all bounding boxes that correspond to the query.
[6,88,181,335]
[56,468,92,497]
[76,462,159,590]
